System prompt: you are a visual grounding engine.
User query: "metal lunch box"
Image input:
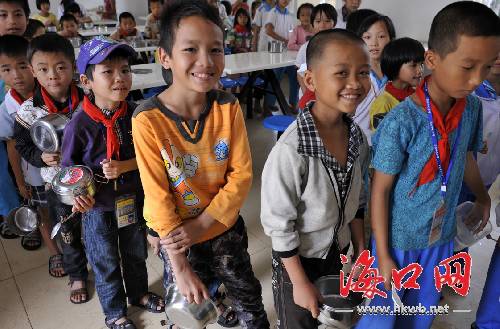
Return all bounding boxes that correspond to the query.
[51,166,96,206]
[164,283,219,329]
[30,113,70,153]
[268,40,285,53]
[314,275,367,329]
[6,205,39,236]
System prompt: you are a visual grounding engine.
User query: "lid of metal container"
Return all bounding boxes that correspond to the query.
[52,166,93,195]
[30,114,68,153]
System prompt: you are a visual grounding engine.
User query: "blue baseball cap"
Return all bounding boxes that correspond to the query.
[76,36,136,75]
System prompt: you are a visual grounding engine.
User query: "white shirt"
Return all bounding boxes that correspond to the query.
[253,3,274,52]
[0,90,44,187]
[476,96,500,187]
[336,6,347,29]
[264,7,296,44]
[295,41,308,72]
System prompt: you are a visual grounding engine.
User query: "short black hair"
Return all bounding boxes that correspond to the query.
[381,38,425,81]
[36,0,49,10]
[59,13,78,26]
[346,9,377,32]
[221,1,231,17]
[24,18,45,40]
[119,11,135,23]
[84,47,132,81]
[0,0,30,17]
[307,28,365,69]
[297,3,313,20]
[0,34,28,58]
[356,14,396,40]
[311,3,337,27]
[233,8,251,31]
[64,2,81,16]
[429,1,500,57]
[159,0,223,56]
[27,32,74,63]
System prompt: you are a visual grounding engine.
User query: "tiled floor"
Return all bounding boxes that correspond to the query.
[0,117,497,329]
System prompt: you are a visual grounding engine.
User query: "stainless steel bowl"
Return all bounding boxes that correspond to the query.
[52,166,96,206]
[30,113,69,153]
[268,40,285,53]
[6,206,39,236]
[164,283,219,329]
[83,22,94,30]
[315,275,367,329]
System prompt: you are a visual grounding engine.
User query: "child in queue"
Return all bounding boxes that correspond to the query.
[287,3,313,51]
[58,13,81,39]
[110,11,142,41]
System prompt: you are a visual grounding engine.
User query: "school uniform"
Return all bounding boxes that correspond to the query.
[369,81,415,131]
[356,77,483,329]
[287,25,313,51]
[132,90,269,329]
[14,83,88,281]
[335,6,349,29]
[0,141,19,216]
[61,96,148,321]
[253,2,274,52]
[261,104,369,329]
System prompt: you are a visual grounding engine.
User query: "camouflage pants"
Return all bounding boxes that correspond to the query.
[271,246,349,329]
[160,216,270,329]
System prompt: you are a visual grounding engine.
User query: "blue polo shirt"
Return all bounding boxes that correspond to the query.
[371,94,483,250]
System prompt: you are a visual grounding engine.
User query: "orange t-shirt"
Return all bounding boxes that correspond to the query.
[132,90,253,242]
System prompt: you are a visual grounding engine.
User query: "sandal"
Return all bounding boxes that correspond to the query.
[105,318,136,329]
[69,280,89,304]
[21,229,41,250]
[215,292,239,328]
[0,221,19,239]
[48,254,67,278]
[131,292,165,313]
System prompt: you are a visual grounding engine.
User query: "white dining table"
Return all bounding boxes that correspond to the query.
[130,51,298,116]
[79,25,146,37]
[92,19,118,26]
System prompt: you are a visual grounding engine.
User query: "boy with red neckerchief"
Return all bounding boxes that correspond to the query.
[0,34,70,270]
[13,33,88,304]
[62,36,164,329]
[356,2,499,329]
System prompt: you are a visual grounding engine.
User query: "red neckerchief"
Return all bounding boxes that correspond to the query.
[41,84,80,114]
[298,89,316,109]
[234,24,248,33]
[415,76,466,188]
[120,28,138,39]
[10,88,30,105]
[82,96,127,160]
[385,81,414,101]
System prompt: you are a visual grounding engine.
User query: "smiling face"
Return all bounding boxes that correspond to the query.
[0,54,34,97]
[0,2,27,36]
[30,51,74,101]
[304,40,371,115]
[159,16,224,94]
[362,20,390,62]
[81,57,132,108]
[427,35,500,99]
[396,61,424,88]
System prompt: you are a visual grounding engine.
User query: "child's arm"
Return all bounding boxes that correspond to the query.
[370,170,398,291]
[6,140,30,200]
[265,23,287,43]
[463,152,491,232]
[282,256,323,318]
[287,27,300,50]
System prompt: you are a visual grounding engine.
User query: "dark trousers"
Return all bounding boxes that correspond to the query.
[272,245,349,329]
[160,216,270,329]
[83,208,148,320]
[47,190,88,281]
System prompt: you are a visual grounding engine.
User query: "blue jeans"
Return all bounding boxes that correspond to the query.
[264,66,299,108]
[83,208,148,321]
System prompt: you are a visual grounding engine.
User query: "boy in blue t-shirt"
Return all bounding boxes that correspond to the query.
[356,2,500,329]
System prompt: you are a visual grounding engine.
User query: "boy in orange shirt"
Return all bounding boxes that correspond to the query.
[131,1,269,328]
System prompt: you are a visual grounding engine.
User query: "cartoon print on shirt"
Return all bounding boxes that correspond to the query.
[160,142,199,207]
[183,154,199,177]
[214,139,229,161]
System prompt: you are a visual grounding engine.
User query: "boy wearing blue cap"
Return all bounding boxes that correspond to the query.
[62,36,164,329]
